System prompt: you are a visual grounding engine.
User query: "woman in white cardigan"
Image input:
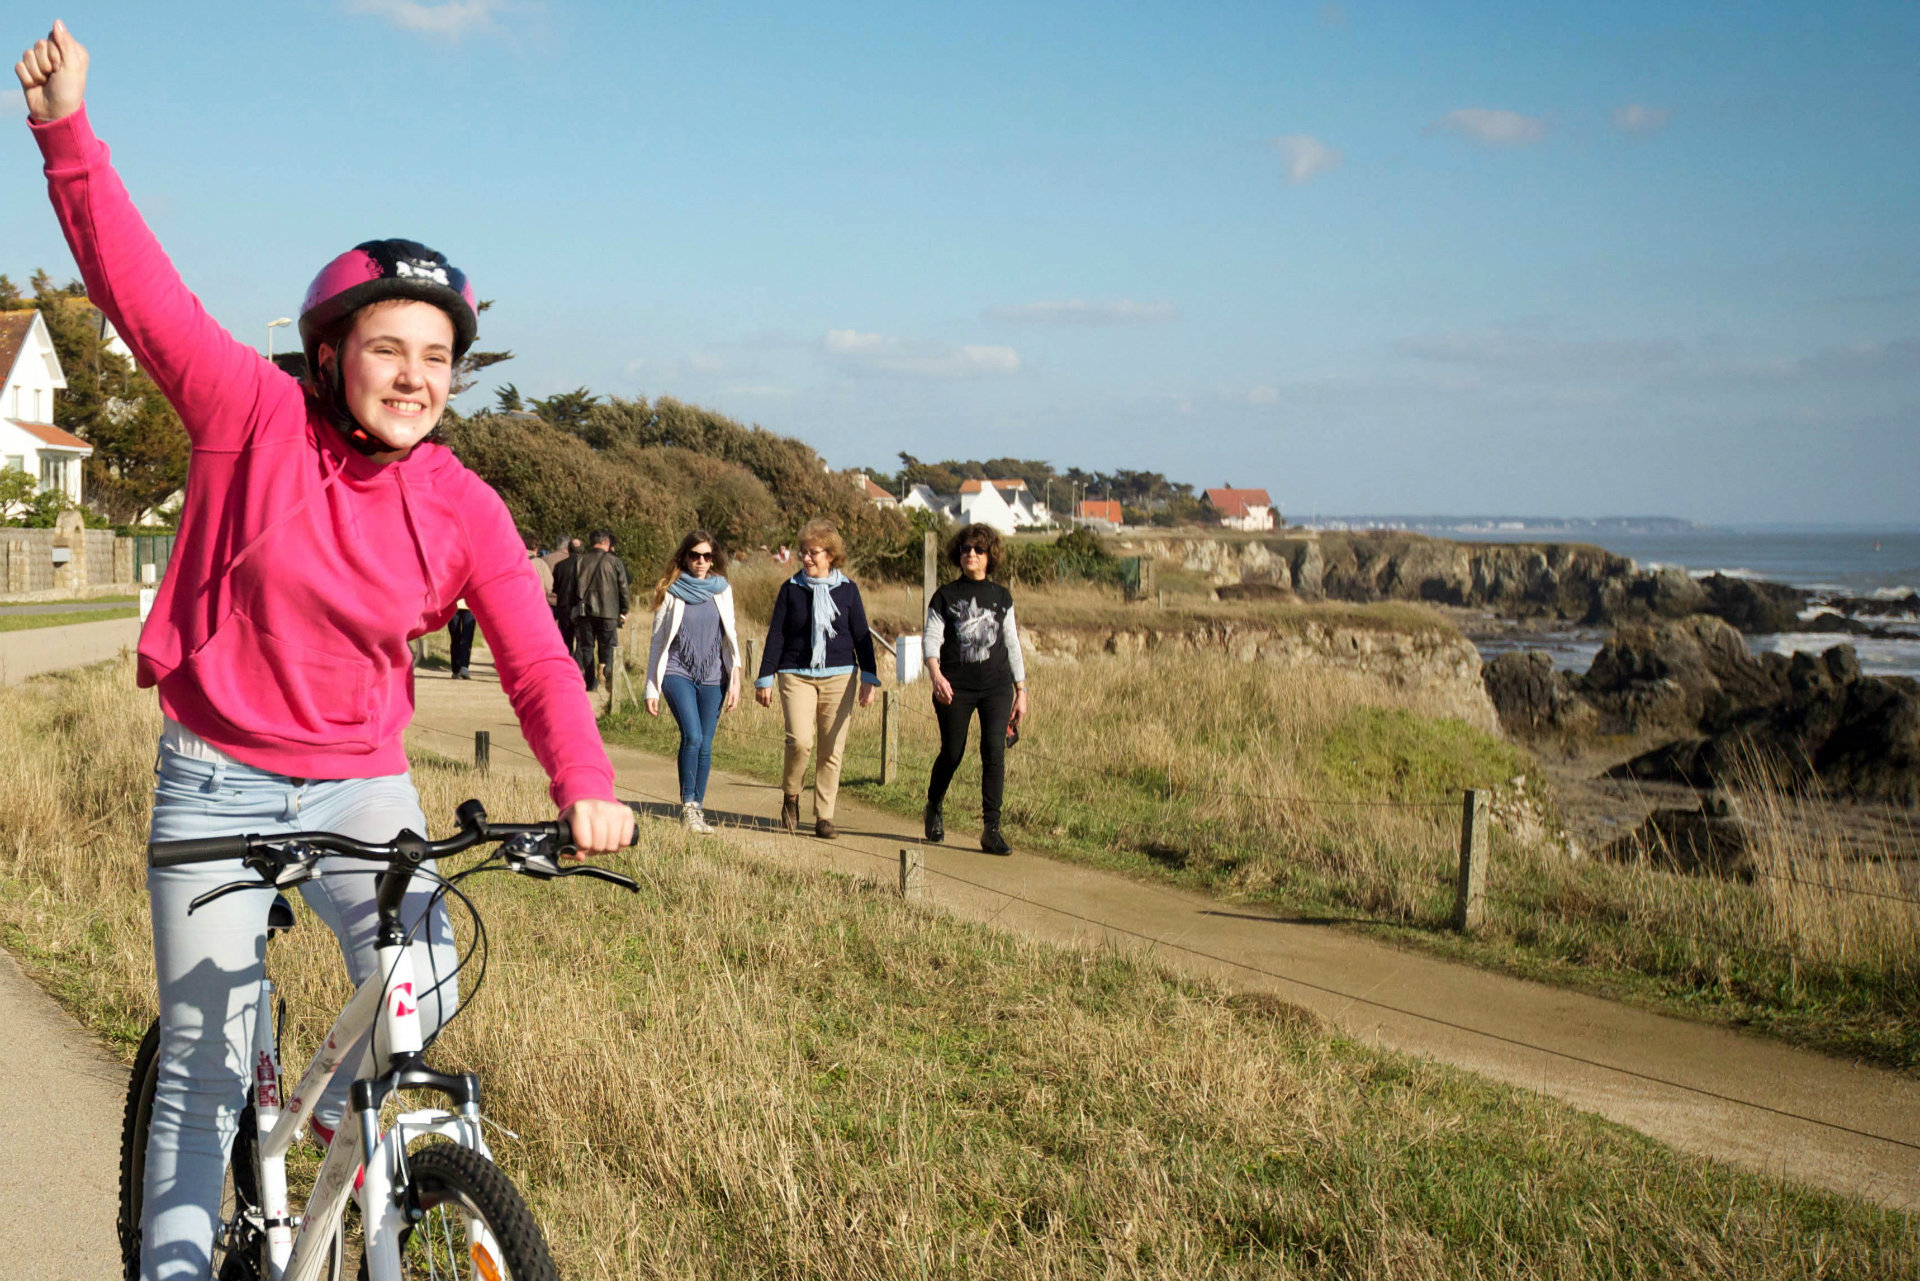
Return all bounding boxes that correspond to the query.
[644,530,743,831]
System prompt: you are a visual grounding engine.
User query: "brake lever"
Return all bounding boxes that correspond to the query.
[555,865,640,893]
[188,880,263,914]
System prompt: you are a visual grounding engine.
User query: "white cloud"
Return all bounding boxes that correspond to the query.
[1271,134,1343,185]
[986,299,1179,325]
[347,0,507,36]
[1612,103,1672,135]
[822,330,1021,379]
[1425,108,1548,148]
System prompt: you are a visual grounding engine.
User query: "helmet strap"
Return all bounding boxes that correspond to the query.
[315,349,389,458]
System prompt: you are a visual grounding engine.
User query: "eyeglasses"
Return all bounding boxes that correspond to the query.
[959,545,989,556]
[687,551,714,562]
[801,547,830,559]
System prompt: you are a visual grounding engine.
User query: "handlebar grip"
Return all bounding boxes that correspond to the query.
[148,835,254,868]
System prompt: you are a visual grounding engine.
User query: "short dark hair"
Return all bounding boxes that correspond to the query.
[947,523,1004,575]
[589,528,614,548]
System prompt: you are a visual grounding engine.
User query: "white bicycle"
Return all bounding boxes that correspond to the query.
[118,799,639,1281]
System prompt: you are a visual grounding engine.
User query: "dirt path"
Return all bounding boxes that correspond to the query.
[407,658,1920,1214]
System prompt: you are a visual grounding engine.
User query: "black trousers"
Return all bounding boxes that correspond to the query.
[927,682,1015,825]
[576,618,620,690]
[447,608,476,675]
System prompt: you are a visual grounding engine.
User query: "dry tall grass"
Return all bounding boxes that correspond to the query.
[608,623,1920,1068]
[3,661,1916,1276]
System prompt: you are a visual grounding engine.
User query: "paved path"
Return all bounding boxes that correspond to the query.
[0,948,128,1279]
[406,657,1920,1214]
[0,614,141,686]
[0,600,134,616]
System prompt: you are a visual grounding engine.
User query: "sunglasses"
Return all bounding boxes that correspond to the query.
[960,545,989,556]
[687,551,714,562]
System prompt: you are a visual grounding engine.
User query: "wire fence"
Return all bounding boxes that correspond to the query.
[410,712,1920,1162]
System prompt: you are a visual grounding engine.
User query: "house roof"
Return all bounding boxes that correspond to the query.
[11,420,92,452]
[863,477,894,500]
[1204,487,1272,518]
[0,312,35,384]
[958,477,1028,494]
[1077,499,1123,522]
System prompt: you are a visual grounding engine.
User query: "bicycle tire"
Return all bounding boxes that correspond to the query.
[118,1017,267,1281]
[376,1142,559,1281]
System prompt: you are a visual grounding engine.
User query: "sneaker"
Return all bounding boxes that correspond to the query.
[923,803,944,844]
[981,825,1012,856]
[682,802,715,834]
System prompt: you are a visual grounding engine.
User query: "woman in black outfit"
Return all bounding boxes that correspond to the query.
[922,524,1028,854]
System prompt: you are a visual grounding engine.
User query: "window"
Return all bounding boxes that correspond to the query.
[41,455,63,491]
[34,388,46,421]
[4,456,22,472]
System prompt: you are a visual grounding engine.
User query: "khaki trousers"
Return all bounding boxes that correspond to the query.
[777,671,858,821]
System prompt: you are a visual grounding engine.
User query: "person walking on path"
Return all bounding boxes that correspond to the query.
[571,529,630,693]
[15,23,635,1279]
[550,534,583,654]
[446,596,476,678]
[526,527,555,622]
[644,530,742,833]
[754,520,878,838]
[922,524,1028,854]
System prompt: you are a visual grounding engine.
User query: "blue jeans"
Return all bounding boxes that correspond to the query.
[661,674,724,803]
[142,745,457,1281]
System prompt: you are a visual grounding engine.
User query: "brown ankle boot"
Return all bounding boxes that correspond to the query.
[781,793,800,833]
[814,817,836,840]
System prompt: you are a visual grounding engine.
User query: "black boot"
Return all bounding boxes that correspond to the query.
[923,803,944,844]
[980,823,1011,856]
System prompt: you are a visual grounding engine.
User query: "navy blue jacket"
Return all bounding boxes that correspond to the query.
[754,576,880,686]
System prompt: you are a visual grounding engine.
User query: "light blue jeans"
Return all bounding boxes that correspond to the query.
[142,745,458,1281]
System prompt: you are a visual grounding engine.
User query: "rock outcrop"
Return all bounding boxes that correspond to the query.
[1607,647,1920,806]
[1579,615,1786,736]
[1021,618,1499,733]
[1482,650,1597,738]
[1602,792,1754,880]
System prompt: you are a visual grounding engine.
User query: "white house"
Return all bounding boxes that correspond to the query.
[958,478,1054,534]
[0,310,91,509]
[901,483,958,522]
[1203,486,1277,532]
[852,472,899,509]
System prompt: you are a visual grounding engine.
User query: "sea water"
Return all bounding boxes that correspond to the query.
[1465,527,1920,679]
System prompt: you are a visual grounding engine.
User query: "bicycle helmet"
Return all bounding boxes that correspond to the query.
[297,239,478,454]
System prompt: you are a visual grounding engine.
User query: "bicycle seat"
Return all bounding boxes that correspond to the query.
[267,893,297,938]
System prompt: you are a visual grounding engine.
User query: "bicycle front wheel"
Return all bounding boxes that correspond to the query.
[384,1143,558,1281]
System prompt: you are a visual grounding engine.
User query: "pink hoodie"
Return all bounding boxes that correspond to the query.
[33,108,615,809]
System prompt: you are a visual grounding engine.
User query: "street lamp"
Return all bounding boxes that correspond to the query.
[265,317,292,360]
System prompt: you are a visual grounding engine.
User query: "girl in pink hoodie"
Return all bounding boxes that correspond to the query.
[19,22,634,1279]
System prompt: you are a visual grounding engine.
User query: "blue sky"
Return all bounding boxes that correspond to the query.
[6,0,1916,523]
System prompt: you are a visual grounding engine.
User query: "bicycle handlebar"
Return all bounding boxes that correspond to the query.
[147,800,645,909]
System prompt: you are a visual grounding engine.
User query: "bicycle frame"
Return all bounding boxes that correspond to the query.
[245,937,499,1281]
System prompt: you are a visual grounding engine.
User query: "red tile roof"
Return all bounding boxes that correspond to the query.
[863,477,894,500]
[1077,499,1123,522]
[11,420,91,451]
[1203,487,1272,518]
[0,312,35,385]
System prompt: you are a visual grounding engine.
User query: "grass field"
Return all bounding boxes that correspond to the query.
[605,580,1920,1073]
[0,659,1915,1277]
[0,605,139,632]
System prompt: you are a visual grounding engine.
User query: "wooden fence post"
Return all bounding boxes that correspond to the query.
[745,637,759,683]
[899,846,925,900]
[1454,788,1488,932]
[474,730,491,773]
[880,689,899,785]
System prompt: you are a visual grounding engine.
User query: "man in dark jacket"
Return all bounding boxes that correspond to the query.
[570,529,630,692]
[550,535,584,654]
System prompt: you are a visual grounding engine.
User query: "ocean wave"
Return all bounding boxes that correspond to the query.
[1757,633,1920,679]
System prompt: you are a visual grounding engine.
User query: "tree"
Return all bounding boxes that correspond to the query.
[530,387,602,431]
[0,275,28,311]
[492,383,524,413]
[0,467,38,520]
[30,273,189,525]
[450,299,513,397]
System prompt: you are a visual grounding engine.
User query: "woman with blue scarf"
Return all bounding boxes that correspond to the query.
[753,519,880,837]
[645,530,743,832]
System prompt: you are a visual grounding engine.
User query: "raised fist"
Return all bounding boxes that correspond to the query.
[16,20,88,123]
